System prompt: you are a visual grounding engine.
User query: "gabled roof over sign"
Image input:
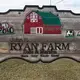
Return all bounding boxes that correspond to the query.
[34,10,61,26]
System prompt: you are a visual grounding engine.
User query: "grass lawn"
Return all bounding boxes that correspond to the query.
[0,58,80,80]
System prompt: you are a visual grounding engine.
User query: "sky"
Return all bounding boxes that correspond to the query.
[0,0,80,13]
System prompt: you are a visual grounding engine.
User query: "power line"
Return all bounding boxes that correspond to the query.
[56,0,64,4]
[49,0,65,5]
[49,0,65,11]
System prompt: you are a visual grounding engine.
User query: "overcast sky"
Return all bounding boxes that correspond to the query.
[0,0,80,13]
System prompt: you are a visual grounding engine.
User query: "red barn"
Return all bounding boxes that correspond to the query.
[24,10,62,34]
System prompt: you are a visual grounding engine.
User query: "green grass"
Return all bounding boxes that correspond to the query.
[77,34,80,36]
[0,59,80,80]
[65,35,75,38]
[0,33,15,35]
[0,31,15,35]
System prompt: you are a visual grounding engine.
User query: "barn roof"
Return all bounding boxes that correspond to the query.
[34,11,61,26]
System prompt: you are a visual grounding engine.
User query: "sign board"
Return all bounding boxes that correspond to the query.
[0,5,80,63]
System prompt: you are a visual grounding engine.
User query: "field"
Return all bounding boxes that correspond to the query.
[0,58,80,80]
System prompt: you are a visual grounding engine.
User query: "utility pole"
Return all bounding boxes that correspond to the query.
[50,0,52,12]
[50,0,51,6]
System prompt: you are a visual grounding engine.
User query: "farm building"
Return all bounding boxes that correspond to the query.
[24,10,62,34]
